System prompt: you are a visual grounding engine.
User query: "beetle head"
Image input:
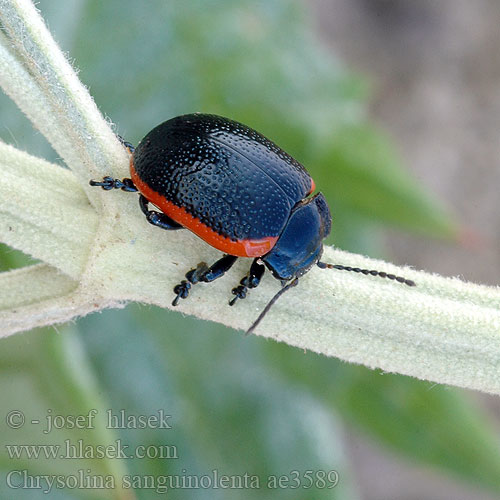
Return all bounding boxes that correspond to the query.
[262,193,332,281]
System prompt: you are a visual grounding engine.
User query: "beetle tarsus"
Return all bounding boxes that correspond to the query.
[229,285,246,306]
[172,255,238,305]
[229,259,265,306]
[172,280,191,306]
[89,176,138,192]
[171,263,208,305]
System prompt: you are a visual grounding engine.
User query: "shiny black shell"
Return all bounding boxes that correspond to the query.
[132,113,313,241]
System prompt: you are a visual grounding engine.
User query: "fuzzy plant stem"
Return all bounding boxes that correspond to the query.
[0,0,500,396]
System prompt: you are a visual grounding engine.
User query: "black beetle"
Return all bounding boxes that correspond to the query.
[91,113,415,333]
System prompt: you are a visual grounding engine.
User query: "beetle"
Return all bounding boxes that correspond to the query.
[90,113,415,333]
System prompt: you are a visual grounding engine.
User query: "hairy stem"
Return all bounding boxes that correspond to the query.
[0,0,499,398]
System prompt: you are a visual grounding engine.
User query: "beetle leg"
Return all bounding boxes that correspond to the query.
[190,255,238,283]
[89,176,138,192]
[172,254,238,306]
[89,138,135,190]
[116,135,135,154]
[139,195,184,230]
[229,258,266,306]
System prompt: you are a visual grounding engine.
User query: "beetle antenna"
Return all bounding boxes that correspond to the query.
[246,278,299,335]
[317,262,415,287]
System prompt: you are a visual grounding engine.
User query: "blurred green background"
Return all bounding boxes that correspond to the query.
[1,1,499,499]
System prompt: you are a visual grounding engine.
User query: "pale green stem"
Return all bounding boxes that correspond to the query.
[0,0,499,397]
[0,140,97,277]
[0,264,77,311]
[0,0,129,193]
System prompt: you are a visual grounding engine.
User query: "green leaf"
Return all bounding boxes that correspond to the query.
[263,341,500,494]
[314,125,458,238]
[0,328,133,500]
[78,307,359,500]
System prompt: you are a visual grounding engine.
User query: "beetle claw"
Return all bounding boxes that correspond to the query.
[229,284,247,306]
[172,280,191,306]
